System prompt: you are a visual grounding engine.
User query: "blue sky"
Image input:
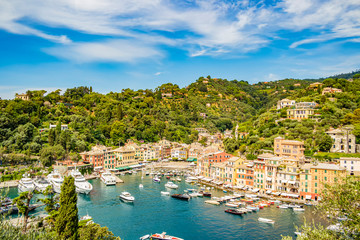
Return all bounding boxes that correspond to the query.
[0,0,360,99]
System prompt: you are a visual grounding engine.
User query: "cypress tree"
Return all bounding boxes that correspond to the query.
[56,176,78,240]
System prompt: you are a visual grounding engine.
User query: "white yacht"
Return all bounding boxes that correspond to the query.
[34,178,52,192]
[69,169,93,194]
[165,181,178,189]
[119,192,135,202]
[18,174,35,193]
[100,171,116,186]
[47,170,64,193]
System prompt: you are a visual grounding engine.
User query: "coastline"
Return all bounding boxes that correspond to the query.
[0,180,19,189]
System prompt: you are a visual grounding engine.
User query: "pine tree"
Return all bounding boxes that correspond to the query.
[56,176,78,240]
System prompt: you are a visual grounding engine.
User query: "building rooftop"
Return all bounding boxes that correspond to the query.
[311,163,346,171]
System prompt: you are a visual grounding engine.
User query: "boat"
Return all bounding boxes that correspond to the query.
[196,192,203,197]
[139,184,144,188]
[140,234,150,240]
[153,176,161,183]
[171,194,190,201]
[304,202,313,206]
[277,204,289,209]
[258,217,275,224]
[293,207,305,212]
[33,178,51,192]
[47,170,64,193]
[0,197,12,206]
[69,169,93,194]
[80,214,94,224]
[176,177,181,182]
[165,181,179,189]
[189,192,198,197]
[223,190,227,193]
[18,174,35,193]
[225,202,241,208]
[119,192,135,202]
[199,191,211,197]
[150,232,184,240]
[225,209,244,215]
[204,200,220,205]
[161,191,170,195]
[246,205,259,211]
[100,171,116,186]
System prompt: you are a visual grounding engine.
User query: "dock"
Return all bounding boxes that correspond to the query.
[0,180,19,188]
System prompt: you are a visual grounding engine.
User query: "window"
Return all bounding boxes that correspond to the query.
[325,170,327,173]
[315,183,317,187]
[324,177,327,181]
[315,189,317,193]
[305,175,308,180]
[315,169,317,173]
[315,176,317,180]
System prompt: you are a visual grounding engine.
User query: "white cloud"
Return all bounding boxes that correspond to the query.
[154,72,162,76]
[0,0,359,62]
[45,39,163,63]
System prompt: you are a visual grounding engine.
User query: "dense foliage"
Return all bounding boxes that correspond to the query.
[0,73,359,164]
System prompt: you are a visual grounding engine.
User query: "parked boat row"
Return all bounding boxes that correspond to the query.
[17,169,94,195]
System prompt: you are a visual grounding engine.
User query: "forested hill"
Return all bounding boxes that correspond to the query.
[1,72,360,163]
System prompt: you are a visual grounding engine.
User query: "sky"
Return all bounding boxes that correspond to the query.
[0,0,360,99]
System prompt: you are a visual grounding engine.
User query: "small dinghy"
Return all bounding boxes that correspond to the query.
[258,217,275,224]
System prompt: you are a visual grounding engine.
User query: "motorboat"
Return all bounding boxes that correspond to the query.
[258,217,275,224]
[277,204,289,209]
[171,194,190,201]
[187,188,196,192]
[153,176,161,183]
[47,170,64,193]
[140,234,150,240]
[150,232,184,240]
[293,207,305,212]
[100,171,116,186]
[69,169,93,194]
[200,191,211,197]
[196,192,203,197]
[34,177,52,192]
[165,181,178,189]
[225,202,241,208]
[288,204,302,209]
[80,214,94,224]
[18,174,35,193]
[225,209,244,215]
[139,184,144,188]
[246,205,259,212]
[204,200,220,205]
[161,191,170,195]
[189,192,198,197]
[304,202,313,206]
[119,192,135,202]
[0,197,12,206]
[176,177,181,182]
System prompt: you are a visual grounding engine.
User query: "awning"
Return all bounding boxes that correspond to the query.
[288,180,296,185]
[116,166,131,170]
[281,193,288,197]
[266,177,272,181]
[187,158,197,162]
[305,195,312,200]
[129,164,142,168]
[272,192,281,196]
[252,188,260,193]
[281,179,288,183]
[287,193,299,198]
[266,190,272,194]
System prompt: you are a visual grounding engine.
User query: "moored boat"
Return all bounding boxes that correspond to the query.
[70,169,93,194]
[258,217,275,224]
[34,177,51,192]
[225,209,244,215]
[161,191,170,195]
[293,207,305,212]
[100,171,116,186]
[150,232,184,240]
[171,194,190,201]
[153,176,161,183]
[18,174,35,193]
[119,192,135,202]
[47,170,64,193]
[165,181,178,189]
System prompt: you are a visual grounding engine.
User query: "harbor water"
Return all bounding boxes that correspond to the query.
[6,174,324,240]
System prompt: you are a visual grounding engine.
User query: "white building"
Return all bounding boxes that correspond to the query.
[339,157,360,176]
[326,128,357,153]
[49,124,68,131]
[277,99,295,109]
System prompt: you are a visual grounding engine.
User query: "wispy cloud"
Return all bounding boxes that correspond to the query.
[0,0,359,62]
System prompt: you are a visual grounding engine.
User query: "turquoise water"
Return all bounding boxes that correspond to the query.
[5,174,323,240]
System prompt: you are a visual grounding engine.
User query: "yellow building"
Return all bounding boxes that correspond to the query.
[287,108,315,120]
[15,93,30,101]
[300,163,346,201]
[113,147,137,169]
[274,137,305,161]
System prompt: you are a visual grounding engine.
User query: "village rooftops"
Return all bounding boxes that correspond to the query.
[339,157,360,161]
[257,153,276,159]
[310,163,345,171]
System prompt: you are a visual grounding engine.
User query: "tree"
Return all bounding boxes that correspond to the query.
[315,133,333,152]
[79,222,120,240]
[13,191,34,232]
[56,176,79,240]
[38,185,59,228]
[282,176,360,239]
[40,145,65,166]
